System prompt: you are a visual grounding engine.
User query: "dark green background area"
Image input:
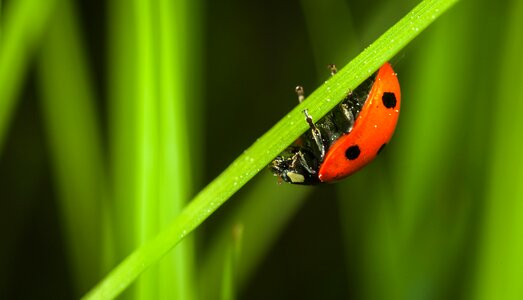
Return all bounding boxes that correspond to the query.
[1,0,522,299]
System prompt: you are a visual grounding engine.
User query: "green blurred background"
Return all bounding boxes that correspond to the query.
[1,0,522,299]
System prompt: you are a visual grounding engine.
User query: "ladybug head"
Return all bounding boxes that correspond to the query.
[270,156,300,184]
[270,150,320,185]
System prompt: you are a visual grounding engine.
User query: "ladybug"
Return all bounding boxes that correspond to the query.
[271,62,401,184]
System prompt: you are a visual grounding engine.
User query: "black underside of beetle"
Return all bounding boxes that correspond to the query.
[271,73,376,185]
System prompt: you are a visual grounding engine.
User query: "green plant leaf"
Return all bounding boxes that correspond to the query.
[37,0,106,294]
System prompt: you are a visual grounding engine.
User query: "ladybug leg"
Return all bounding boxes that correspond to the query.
[340,101,355,133]
[295,86,305,103]
[296,87,325,158]
[327,64,338,76]
[303,109,325,160]
[291,150,316,174]
[330,62,356,131]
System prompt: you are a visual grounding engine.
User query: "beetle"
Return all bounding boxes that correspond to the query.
[271,62,401,184]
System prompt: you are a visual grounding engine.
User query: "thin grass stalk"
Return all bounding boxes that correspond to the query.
[157,0,196,298]
[132,0,160,298]
[84,1,459,298]
[37,0,106,294]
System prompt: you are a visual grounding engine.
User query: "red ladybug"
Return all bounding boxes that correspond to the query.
[271,62,401,184]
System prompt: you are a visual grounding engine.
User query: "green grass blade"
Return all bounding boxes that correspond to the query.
[0,0,57,152]
[109,0,200,298]
[84,1,458,298]
[132,0,160,298]
[157,0,198,298]
[108,0,159,297]
[36,0,106,294]
[475,0,523,298]
[108,0,136,265]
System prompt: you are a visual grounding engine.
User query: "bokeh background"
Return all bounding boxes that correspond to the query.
[1,0,522,299]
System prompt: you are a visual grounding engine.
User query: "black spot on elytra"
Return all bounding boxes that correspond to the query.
[345,145,361,160]
[382,92,397,109]
[377,143,387,155]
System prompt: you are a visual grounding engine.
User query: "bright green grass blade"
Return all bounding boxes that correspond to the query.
[36,0,107,294]
[0,0,57,152]
[108,0,158,297]
[109,0,200,298]
[157,0,198,298]
[84,1,458,298]
[132,0,160,298]
[108,0,136,267]
[197,174,308,300]
[475,0,523,299]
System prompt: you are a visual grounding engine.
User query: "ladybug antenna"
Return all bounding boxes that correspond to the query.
[328,64,337,76]
[295,86,305,103]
